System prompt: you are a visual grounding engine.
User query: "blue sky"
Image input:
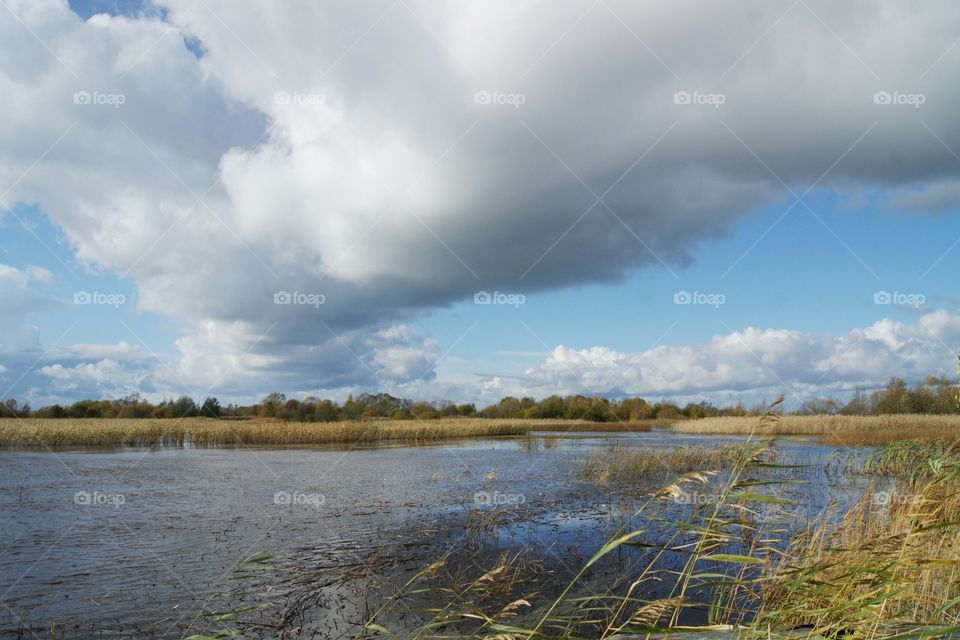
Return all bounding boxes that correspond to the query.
[69,0,157,20]
[411,186,960,387]
[2,0,960,407]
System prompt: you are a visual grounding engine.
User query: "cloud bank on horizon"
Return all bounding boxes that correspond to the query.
[1,0,959,406]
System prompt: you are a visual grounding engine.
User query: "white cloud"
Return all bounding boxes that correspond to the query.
[502,310,960,406]
[0,262,60,351]
[2,1,960,401]
[3,309,959,408]
[888,179,960,215]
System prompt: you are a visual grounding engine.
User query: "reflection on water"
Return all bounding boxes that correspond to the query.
[0,431,869,638]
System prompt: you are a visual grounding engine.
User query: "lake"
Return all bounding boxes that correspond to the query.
[0,431,872,639]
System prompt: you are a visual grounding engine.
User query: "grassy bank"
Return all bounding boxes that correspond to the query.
[673,414,960,444]
[0,417,531,448]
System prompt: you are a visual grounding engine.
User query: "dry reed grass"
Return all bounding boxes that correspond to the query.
[673,414,960,444]
[531,419,659,432]
[758,466,960,634]
[0,417,530,448]
[577,443,754,483]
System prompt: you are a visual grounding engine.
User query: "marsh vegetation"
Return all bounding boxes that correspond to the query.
[0,417,530,447]
[6,406,960,639]
[334,401,960,640]
[675,414,960,444]
[3,413,960,449]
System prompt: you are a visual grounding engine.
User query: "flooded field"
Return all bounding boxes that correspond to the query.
[0,431,888,638]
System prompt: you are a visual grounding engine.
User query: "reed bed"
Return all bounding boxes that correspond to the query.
[0,417,530,448]
[674,414,960,444]
[531,419,659,432]
[825,439,960,480]
[577,442,758,483]
[758,468,960,635]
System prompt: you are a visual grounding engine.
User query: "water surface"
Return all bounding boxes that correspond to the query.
[0,431,868,638]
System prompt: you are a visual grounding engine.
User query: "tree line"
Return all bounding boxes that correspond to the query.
[1,375,959,421]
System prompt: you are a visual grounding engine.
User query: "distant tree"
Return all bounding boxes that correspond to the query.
[616,397,653,421]
[2,399,18,417]
[68,400,102,418]
[283,399,300,419]
[797,398,841,415]
[497,397,523,419]
[654,403,681,420]
[201,397,223,418]
[315,399,340,422]
[538,395,565,419]
[842,387,869,416]
[169,395,199,418]
[872,378,909,414]
[151,405,171,419]
[117,402,152,419]
[341,395,363,420]
[410,401,439,419]
[260,392,287,418]
[439,400,460,417]
[39,404,68,419]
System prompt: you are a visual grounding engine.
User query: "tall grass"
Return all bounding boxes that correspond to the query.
[531,419,660,432]
[359,400,960,639]
[0,417,530,448]
[356,399,793,638]
[825,440,959,480]
[674,414,960,444]
[577,442,754,483]
[758,455,960,636]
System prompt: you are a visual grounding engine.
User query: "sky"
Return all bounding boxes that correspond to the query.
[1,0,960,409]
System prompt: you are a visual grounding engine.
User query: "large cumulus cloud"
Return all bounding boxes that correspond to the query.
[2,0,960,400]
